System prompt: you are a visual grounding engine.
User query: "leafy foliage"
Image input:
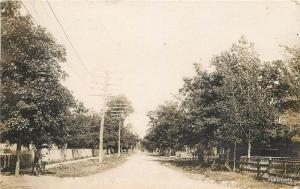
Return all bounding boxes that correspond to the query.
[144,101,185,151]
[143,37,298,157]
[104,95,137,151]
[64,96,139,151]
[0,1,74,147]
[64,102,99,148]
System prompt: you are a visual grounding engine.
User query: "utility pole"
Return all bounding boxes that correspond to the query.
[98,72,109,163]
[118,118,122,158]
[107,105,128,158]
[90,71,123,162]
[99,106,105,163]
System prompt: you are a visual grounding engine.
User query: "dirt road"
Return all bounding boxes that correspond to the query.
[1,152,234,189]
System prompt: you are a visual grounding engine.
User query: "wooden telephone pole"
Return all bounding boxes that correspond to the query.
[99,106,105,163]
[98,72,109,163]
[118,118,122,157]
[109,106,127,158]
[90,71,123,163]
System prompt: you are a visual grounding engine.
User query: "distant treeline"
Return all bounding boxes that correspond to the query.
[64,97,139,153]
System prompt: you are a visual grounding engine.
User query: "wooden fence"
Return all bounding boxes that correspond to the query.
[0,150,34,171]
[0,149,100,172]
[239,156,300,180]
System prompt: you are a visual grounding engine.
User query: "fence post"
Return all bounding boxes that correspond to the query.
[298,162,300,179]
[4,156,7,170]
[284,162,287,175]
[247,157,250,174]
[239,158,243,173]
[8,155,11,168]
[246,157,248,174]
[256,158,261,179]
[268,158,272,178]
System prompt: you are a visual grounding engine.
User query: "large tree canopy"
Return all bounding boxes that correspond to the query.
[143,37,297,159]
[0,1,74,148]
[104,95,136,151]
[64,102,99,149]
[144,101,185,151]
[64,96,138,151]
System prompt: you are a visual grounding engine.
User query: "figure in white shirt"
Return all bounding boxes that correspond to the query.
[33,144,49,176]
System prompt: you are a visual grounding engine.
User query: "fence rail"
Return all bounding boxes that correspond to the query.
[239,156,300,180]
[0,149,100,171]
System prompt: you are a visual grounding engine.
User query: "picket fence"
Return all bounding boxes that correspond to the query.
[0,149,99,171]
[240,156,300,180]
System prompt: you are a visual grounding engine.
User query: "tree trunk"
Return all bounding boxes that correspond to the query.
[247,130,251,158]
[233,140,237,171]
[15,141,21,176]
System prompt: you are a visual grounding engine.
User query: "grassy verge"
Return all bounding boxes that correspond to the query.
[46,153,132,177]
[157,157,294,189]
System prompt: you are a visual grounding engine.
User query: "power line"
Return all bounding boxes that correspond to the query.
[21,0,87,83]
[28,0,43,24]
[46,0,90,74]
[21,0,38,25]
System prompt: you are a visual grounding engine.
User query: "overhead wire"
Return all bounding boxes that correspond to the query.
[30,1,125,103]
[22,0,89,82]
[28,0,43,24]
[20,1,129,112]
[46,0,90,74]
[20,0,38,25]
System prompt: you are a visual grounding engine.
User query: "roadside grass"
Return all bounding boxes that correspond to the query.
[46,153,132,177]
[157,157,294,189]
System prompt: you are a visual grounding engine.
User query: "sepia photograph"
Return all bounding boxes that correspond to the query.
[0,0,300,188]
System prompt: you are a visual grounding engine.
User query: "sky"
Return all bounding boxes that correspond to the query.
[23,0,300,137]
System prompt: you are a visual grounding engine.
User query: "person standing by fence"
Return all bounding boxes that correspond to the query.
[32,144,50,176]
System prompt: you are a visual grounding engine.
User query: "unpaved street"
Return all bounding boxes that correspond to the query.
[1,153,233,189]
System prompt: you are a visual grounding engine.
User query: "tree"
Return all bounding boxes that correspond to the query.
[104,95,135,153]
[285,46,300,113]
[144,101,184,153]
[64,102,99,148]
[121,123,139,151]
[180,64,223,154]
[286,46,300,94]
[0,1,74,175]
[211,37,280,158]
[279,46,300,141]
[64,95,137,152]
[144,37,293,162]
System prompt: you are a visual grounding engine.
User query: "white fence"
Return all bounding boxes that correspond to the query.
[47,149,97,163]
[0,149,99,171]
